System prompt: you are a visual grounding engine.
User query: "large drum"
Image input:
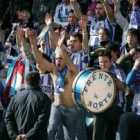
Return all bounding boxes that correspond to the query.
[72,69,116,113]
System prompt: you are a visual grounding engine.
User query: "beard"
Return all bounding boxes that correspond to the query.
[96,14,106,21]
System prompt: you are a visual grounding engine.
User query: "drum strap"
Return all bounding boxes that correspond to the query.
[55,66,68,94]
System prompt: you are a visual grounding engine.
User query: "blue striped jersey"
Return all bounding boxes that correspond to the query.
[5,20,38,54]
[88,17,116,47]
[120,44,130,56]
[54,2,80,27]
[40,74,54,98]
[70,49,89,71]
[110,64,126,111]
[129,6,140,30]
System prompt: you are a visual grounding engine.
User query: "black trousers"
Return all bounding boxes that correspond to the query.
[92,106,123,140]
[116,112,140,140]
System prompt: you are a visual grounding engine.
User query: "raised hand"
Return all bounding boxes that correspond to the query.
[134,57,140,69]
[44,13,53,26]
[58,30,66,48]
[70,0,77,6]
[129,48,136,56]
[79,16,88,30]
[112,0,119,5]
[128,0,137,6]
[99,0,107,4]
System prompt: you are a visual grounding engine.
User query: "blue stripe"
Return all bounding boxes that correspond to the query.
[74,70,94,107]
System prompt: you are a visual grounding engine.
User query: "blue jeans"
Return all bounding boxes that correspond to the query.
[48,102,81,140]
[55,108,86,140]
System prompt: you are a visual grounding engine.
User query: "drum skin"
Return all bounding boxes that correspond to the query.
[72,69,116,113]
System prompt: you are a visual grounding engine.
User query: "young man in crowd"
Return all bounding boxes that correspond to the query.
[30,30,81,140]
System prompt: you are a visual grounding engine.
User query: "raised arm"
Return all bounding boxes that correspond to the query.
[126,57,140,86]
[58,31,79,73]
[29,30,55,73]
[70,0,83,20]
[100,0,115,23]
[4,24,18,54]
[45,13,59,50]
[17,27,36,64]
[79,16,88,54]
[112,0,128,29]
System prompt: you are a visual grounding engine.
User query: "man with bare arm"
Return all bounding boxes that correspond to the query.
[30,30,81,140]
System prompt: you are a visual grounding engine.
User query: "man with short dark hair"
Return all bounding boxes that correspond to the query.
[92,50,126,140]
[5,72,51,140]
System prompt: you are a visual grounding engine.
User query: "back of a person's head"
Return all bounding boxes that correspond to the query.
[106,43,120,58]
[26,72,40,87]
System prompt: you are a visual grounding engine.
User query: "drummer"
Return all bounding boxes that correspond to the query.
[92,50,126,140]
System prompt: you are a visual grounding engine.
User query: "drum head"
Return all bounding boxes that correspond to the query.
[81,70,116,113]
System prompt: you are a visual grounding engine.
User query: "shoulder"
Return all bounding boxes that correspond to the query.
[112,65,126,79]
[56,2,63,7]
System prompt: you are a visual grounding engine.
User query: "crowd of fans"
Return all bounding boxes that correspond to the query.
[0,0,140,140]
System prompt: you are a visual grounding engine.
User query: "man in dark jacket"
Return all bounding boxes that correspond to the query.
[5,72,51,140]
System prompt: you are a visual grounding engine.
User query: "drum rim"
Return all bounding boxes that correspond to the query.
[72,68,95,108]
[72,70,86,107]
